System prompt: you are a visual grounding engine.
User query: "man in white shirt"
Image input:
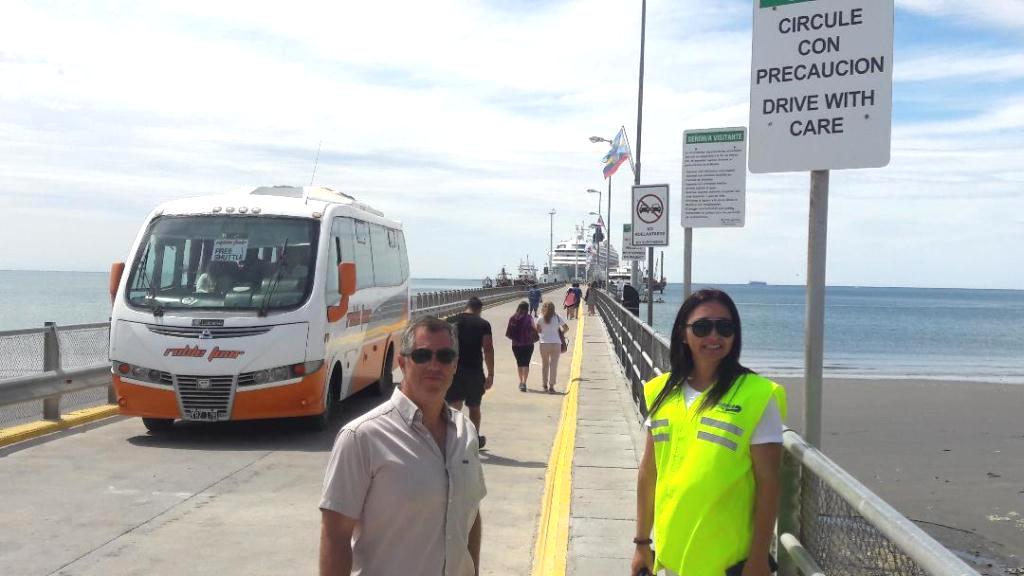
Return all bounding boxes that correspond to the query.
[319,317,487,575]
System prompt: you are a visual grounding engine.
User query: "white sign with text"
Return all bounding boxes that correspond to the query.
[683,127,747,228]
[748,0,893,173]
[621,224,645,261]
[631,184,669,247]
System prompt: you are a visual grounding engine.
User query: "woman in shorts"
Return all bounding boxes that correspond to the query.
[505,301,538,391]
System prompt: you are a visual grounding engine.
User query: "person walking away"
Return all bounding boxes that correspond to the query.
[446,296,495,449]
[622,283,640,317]
[536,301,568,393]
[584,283,595,316]
[631,289,786,576]
[319,316,486,576]
[505,301,538,392]
[528,284,542,317]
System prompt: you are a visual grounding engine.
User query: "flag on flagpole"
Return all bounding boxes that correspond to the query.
[602,128,631,179]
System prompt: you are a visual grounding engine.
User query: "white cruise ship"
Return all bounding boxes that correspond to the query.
[544,224,619,283]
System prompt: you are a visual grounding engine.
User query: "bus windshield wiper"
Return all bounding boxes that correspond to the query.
[137,243,164,317]
[258,239,289,317]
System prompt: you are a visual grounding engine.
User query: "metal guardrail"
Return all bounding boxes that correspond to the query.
[591,288,980,576]
[0,283,562,427]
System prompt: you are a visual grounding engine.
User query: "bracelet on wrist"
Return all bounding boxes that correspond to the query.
[633,537,653,545]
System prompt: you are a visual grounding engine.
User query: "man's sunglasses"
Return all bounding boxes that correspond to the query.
[406,348,458,365]
[686,318,736,338]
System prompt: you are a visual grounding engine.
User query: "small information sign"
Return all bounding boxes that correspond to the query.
[682,127,747,228]
[631,184,669,247]
[212,239,249,262]
[621,224,645,261]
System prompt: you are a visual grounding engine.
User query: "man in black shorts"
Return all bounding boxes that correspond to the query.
[446,297,495,448]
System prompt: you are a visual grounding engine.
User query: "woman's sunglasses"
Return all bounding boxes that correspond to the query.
[686,318,736,338]
[406,348,458,365]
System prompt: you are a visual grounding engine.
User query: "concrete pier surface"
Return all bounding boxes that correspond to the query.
[0,295,622,576]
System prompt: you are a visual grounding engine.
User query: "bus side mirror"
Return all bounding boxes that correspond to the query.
[109,262,125,304]
[338,262,356,297]
[327,262,357,323]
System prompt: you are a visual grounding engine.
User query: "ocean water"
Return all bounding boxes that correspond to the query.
[2,271,1022,384]
[646,283,1024,385]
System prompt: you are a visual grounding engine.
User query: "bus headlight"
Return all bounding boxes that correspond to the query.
[239,361,323,387]
[113,361,169,386]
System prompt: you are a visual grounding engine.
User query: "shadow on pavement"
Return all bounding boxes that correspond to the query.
[479,451,547,469]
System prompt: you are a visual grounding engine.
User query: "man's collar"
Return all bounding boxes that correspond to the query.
[391,387,452,426]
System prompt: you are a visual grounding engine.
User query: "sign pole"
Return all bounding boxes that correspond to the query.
[683,227,692,299]
[804,169,829,448]
[646,246,655,324]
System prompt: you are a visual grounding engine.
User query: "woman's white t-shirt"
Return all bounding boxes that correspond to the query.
[537,315,567,344]
[682,384,783,445]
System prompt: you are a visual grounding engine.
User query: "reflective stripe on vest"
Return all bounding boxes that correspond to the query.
[642,372,787,576]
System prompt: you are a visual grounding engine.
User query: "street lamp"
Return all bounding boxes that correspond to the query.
[588,138,613,288]
[548,209,556,276]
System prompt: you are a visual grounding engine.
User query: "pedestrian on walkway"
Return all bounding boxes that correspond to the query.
[563,282,583,320]
[446,297,495,449]
[505,301,538,392]
[528,284,542,317]
[535,301,568,393]
[632,289,786,576]
[584,283,595,316]
[319,316,486,576]
[622,283,640,317]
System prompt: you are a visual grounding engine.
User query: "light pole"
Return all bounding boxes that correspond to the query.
[588,137,614,288]
[548,209,556,278]
[586,189,602,284]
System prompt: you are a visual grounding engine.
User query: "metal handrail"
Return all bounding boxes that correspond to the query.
[591,287,980,576]
[783,430,979,576]
[0,283,563,418]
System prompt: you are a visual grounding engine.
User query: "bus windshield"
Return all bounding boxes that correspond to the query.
[125,215,319,312]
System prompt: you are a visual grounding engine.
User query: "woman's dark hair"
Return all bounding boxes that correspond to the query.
[515,301,529,314]
[646,289,751,417]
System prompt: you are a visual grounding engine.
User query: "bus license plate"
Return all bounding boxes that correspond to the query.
[184,408,221,421]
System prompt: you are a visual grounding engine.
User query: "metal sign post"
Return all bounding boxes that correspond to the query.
[749,0,894,449]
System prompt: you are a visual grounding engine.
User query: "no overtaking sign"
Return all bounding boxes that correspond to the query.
[631,184,669,247]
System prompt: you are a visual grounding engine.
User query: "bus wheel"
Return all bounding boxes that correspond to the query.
[142,418,174,433]
[305,368,340,431]
[376,348,395,396]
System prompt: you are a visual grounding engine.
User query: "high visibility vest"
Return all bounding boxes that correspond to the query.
[643,372,787,576]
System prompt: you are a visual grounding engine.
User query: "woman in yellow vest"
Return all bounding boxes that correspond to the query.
[631,289,786,576]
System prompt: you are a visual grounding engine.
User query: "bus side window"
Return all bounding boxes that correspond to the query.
[397,230,409,282]
[325,220,342,306]
[352,220,374,290]
[370,224,400,286]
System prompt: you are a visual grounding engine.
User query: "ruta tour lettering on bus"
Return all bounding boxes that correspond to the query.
[163,345,245,362]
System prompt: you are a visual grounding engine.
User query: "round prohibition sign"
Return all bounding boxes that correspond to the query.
[636,194,664,224]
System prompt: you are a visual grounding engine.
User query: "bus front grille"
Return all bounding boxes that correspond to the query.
[175,375,235,421]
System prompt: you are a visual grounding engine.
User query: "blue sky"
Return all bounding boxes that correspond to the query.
[1,0,1022,289]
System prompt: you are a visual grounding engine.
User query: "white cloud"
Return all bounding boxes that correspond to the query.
[897,0,1024,29]
[0,0,1022,289]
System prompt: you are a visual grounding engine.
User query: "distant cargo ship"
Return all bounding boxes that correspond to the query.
[748,280,768,286]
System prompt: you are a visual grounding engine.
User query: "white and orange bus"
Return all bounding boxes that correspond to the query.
[108,185,409,431]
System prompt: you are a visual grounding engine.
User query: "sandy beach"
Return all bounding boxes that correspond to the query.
[773,376,1023,571]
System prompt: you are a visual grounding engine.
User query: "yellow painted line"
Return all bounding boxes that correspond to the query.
[531,313,585,576]
[0,405,120,448]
